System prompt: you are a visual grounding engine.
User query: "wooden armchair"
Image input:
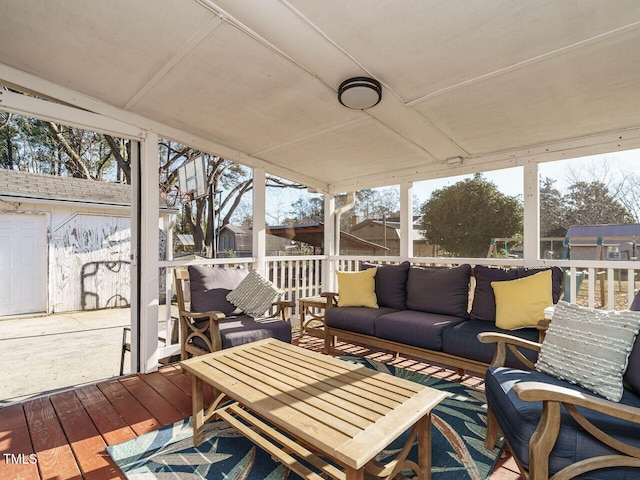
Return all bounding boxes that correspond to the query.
[478,329,640,480]
[174,267,292,360]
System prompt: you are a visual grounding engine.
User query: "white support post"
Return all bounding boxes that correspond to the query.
[252,167,266,276]
[323,194,336,291]
[523,163,540,265]
[131,133,160,374]
[400,182,413,261]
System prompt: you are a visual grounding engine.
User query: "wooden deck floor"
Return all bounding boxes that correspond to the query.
[0,335,523,480]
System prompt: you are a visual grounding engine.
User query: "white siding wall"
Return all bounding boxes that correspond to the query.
[51,213,131,312]
[1,201,168,315]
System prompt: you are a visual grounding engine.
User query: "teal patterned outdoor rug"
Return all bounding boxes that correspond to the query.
[107,356,504,480]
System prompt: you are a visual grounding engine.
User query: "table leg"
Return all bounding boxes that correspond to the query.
[299,300,307,335]
[416,413,432,480]
[346,466,365,480]
[192,376,204,446]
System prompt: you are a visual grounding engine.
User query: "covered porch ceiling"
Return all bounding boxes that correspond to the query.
[1,1,640,193]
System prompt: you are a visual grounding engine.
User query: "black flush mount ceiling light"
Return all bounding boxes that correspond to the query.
[338,77,382,109]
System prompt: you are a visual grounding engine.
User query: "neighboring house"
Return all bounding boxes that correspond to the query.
[349,217,437,257]
[267,223,389,255]
[566,224,640,261]
[217,224,298,256]
[0,169,175,316]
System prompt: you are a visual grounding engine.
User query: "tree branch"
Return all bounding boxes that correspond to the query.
[45,121,93,179]
[104,135,131,184]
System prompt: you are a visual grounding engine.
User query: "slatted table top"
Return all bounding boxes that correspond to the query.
[181,339,447,470]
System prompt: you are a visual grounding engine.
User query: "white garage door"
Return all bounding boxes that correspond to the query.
[0,213,47,316]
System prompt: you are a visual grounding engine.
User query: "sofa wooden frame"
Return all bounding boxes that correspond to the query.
[478,332,640,480]
[173,267,292,360]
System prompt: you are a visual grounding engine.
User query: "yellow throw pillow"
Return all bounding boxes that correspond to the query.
[492,270,553,330]
[336,269,378,308]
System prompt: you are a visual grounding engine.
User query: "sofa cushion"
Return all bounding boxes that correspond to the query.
[625,289,640,394]
[363,261,410,309]
[492,270,553,330]
[406,264,471,317]
[486,366,640,479]
[374,310,466,351]
[325,306,398,336]
[188,266,248,316]
[442,319,540,368]
[226,269,283,316]
[336,269,378,308]
[536,301,640,402]
[193,314,292,350]
[470,266,564,321]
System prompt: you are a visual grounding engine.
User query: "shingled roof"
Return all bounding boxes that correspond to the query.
[0,169,173,210]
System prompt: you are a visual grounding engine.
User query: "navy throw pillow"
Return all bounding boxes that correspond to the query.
[362,261,410,310]
[406,264,471,317]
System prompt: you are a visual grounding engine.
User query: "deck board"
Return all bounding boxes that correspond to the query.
[0,335,523,480]
[49,391,124,480]
[138,371,193,418]
[96,379,160,436]
[74,385,137,446]
[0,403,40,480]
[24,396,82,480]
[118,375,184,426]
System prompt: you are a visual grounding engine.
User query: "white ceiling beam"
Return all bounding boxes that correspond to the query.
[0,90,146,140]
[328,125,640,193]
[0,62,330,192]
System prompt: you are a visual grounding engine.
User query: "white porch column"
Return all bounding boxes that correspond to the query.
[132,133,160,374]
[400,182,414,261]
[523,163,540,264]
[323,194,336,291]
[252,167,267,276]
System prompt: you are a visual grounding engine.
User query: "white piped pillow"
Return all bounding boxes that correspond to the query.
[226,270,283,317]
[535,301,640,402]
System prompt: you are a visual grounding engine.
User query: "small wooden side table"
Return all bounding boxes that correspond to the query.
[299,296,332,338]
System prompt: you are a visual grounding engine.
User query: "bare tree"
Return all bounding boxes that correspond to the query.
[564,156,640,222]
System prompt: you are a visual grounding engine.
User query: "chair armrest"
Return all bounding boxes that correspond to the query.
[477,332,542,369]
[267,301,294,321]
[537,318,551,342]
[512,381,640,478]
[178,309,225,358]
[515,382,640,422]
[181,310,226,322]
[320,291,339,307]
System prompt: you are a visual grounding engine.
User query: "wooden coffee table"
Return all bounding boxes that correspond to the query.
[181,339,447,480]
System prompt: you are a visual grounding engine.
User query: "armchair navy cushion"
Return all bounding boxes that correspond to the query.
[188,265,247,315]
[193,314,291,349]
